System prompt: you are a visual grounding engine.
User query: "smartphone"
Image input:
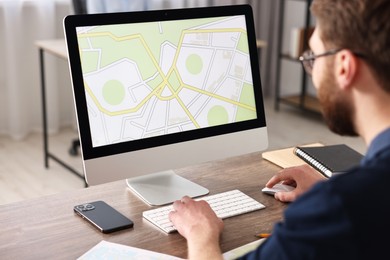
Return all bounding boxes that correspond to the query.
[74,201,134,233]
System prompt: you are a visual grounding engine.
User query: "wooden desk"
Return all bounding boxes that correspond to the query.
[0,152,286,259]
[35,39,85,184]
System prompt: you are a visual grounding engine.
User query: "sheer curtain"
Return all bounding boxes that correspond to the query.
[0,0,279,140]
[0,0,74,140]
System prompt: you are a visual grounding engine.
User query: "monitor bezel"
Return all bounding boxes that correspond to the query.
[64,4,266,161]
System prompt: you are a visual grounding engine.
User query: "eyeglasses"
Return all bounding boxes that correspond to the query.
[299,49,366,75]
[299,49,342,75]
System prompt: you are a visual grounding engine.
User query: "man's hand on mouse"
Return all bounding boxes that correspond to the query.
[266,164,327,202]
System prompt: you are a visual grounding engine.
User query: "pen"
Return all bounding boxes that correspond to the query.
[255,233,271,238]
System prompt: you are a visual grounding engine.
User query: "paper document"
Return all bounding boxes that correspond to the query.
[79,238,266,260]
[78,240,184,260]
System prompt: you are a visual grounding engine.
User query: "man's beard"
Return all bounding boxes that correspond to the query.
[317,63,358,136]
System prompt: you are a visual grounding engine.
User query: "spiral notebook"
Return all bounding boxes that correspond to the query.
[293,144,364,178]
[262,143,323,169]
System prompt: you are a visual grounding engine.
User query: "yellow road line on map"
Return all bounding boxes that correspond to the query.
[183,84,255,111]
[184,28,246,34]
[165,83,200,128]
[79,31,166,82]
[176,96,200,128]
[166,28,246,77]
[163,28,252,112]
[84,83,163,116]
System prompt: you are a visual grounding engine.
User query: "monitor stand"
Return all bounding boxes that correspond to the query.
[126,170,209,206]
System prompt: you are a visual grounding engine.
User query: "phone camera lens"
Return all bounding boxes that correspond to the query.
[85,204,95,210]
[76,203,95,211]
[76,205,85,210]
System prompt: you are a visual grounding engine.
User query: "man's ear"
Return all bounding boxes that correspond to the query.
[335,50,357,90]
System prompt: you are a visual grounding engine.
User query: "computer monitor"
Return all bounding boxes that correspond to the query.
[64,4,268,205]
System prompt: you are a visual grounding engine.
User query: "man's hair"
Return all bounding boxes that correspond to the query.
[311,0,390,92]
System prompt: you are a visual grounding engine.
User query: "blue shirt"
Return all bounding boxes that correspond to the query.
[239,128,390,260]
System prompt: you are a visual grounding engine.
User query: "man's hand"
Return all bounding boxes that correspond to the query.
[266,164,326,202]
[169,196,224,260]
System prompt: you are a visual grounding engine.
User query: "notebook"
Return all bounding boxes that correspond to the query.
[262,143,323,169]
[293,144,364,178]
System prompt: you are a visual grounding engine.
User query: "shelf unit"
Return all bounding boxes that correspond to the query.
[274,0,321,114]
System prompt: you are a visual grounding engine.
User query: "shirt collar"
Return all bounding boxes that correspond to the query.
[361,127,390,165]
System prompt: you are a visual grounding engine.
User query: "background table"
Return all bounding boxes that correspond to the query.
[35,39,86,185]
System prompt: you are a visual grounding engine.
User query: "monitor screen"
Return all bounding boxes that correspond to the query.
[64,4,268,205]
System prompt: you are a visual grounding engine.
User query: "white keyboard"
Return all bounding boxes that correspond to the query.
[142,189,265,233]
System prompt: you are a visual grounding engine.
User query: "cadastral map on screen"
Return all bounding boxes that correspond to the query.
[76,16,257,147]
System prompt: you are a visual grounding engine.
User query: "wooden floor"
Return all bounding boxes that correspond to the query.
[0,98,366,205]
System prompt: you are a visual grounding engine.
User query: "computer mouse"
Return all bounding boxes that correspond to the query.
[262,183,295,195]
